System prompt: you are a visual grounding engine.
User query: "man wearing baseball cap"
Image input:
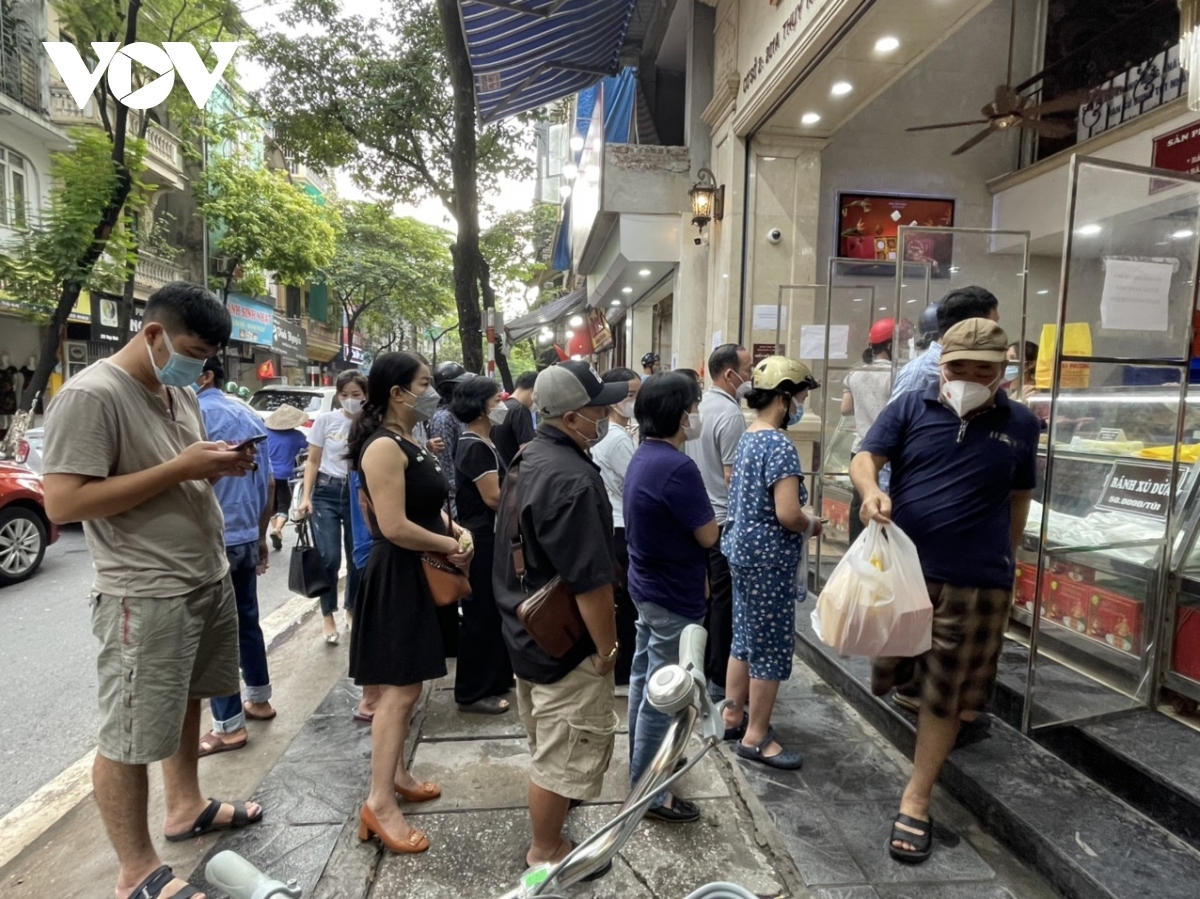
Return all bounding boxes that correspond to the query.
[494,360,628,877]
[850,319,1038,865]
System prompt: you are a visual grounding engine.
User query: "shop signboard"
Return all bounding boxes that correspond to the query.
[835,193,955,277]
[752,342,782,364]
[91,293,122,344]
[1095,460,1173,522]
[273,314,307,365]
[68,291,92,325]
[587,307,613,353]
[228,295,275,348]
[1150,120,1200,193]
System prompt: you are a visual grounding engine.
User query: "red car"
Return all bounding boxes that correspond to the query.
[0,462,58,586]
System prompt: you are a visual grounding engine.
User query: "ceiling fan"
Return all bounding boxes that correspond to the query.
[905,0,1123,155]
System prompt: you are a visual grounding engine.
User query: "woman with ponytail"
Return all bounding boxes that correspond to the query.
[347,352,473,856]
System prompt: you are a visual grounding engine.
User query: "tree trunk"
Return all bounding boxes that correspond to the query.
[117,239,139,341]
[438,0,483,375]
[476,250,513,391]
[19,0,142,412]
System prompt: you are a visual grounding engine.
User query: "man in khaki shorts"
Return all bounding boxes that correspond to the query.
[42,282,265,899]
[494,361,627,878]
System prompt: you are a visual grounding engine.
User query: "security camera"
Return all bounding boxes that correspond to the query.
[767,228,783,244]
[694,236,703,246]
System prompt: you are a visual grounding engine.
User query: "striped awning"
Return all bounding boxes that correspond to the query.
[458,0,639,125]
[504,287,587,342]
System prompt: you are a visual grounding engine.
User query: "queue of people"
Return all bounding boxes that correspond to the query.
[42,277,1036,899]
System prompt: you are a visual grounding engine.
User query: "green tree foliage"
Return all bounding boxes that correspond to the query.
[327,203,455,354]
[197,153,340,292]
[252,0,533,385]
[0,0,248,410]
[480,204,561,312]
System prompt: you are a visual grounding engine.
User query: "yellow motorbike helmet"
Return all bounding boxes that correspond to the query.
[752,355,820,393]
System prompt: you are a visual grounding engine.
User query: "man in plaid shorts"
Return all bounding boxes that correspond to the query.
[850,318,1038,865]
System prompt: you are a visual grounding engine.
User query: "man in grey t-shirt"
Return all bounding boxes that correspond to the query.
[687,343,752,696]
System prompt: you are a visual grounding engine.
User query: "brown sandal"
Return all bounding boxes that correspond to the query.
[198,731,247,758]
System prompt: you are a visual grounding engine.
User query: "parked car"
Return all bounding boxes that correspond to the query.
[248,385,338,426]
[15,428,43,476]
[0,463,58,585]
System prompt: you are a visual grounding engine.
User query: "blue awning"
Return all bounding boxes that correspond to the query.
[458,0,639,125]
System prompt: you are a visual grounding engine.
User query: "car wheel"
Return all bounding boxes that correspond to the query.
[0,507,47,586]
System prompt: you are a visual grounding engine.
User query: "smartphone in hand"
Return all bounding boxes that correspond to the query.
[231,434,268,452]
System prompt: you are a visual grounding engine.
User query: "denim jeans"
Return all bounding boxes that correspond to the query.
[627,600,701,809]
[311,475,361,617]
[210,542,272,734]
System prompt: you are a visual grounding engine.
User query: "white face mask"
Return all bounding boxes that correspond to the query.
[729,371,752,400]
[939,367,1002,418]
[613,398,635,420]
[683,410,703,441]
[488,402,509,426]
[341,398,363,415]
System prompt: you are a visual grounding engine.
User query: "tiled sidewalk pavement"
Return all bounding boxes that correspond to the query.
[734,664,1059,899]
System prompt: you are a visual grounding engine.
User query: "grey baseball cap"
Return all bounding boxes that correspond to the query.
[534,361,627,418]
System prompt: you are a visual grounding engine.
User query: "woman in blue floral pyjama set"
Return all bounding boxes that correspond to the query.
[720,356,823,771]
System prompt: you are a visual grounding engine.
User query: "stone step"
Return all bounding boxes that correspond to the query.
[793,609,1200,899]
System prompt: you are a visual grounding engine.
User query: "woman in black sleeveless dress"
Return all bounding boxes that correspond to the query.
[346,352,474,856]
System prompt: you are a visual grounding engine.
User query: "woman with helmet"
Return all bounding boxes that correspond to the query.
[718,356,823,770]
[842,318,896,542]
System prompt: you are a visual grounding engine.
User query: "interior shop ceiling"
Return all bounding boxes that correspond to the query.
[766,0,992,137]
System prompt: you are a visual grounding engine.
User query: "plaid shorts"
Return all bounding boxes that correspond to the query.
[870,581,1009,719]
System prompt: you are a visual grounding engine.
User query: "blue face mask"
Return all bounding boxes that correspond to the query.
[786,398,804,428]
[148,329,206,388]
[1004,364,1021,384]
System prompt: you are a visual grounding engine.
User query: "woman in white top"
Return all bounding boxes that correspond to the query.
[841,319,894,544]
[298,370,367,643]
[590,367,641,686]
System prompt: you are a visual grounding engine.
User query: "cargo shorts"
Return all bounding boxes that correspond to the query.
[516,658,619,800]
[91,575,240,765]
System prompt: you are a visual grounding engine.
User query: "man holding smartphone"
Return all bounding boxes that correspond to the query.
[194,356,276,756]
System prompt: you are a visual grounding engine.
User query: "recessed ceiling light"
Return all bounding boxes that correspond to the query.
[1077,223,1102,236]
[610,299,621,306]
[565,330,575,339]
[638,268,651,277]
[801,112,821,125]
[568,315,584,327]
[875,36,900,53]
[905,298,917,304]
[879,306,887,312]
[569,135,584,152]
[853,297,864,303]
[831,81,853,96]
[622,286,633,294]
[1173,228,1196,239]
[1037,289,1050,295]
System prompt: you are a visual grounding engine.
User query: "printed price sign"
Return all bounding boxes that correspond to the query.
[1095,460,1173,521]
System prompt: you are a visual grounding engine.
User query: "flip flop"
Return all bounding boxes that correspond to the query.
[270,533,282,551]
[126,864,203,898]
[522,841,612,882]
[197,731,247,758]
[457,697,510,715]
[243,702,276,721]
[734,727,803,770]
[352,711,374,724]
[889,812,934,863]
[165,798,263,842]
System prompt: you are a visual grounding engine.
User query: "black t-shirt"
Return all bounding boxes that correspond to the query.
[494,425,616,684]
[455,433,502,534]
[492,398,535,468]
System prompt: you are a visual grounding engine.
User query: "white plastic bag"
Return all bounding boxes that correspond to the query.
[812,521,932,657]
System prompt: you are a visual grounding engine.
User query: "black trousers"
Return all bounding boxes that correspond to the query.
[704,533,734,690]
[612,527,638,686]
[453,533,512,702]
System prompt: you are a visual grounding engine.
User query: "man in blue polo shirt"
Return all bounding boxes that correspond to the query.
[194,358,276,756]
[890,287,1000,401]
[851,318,1037,865]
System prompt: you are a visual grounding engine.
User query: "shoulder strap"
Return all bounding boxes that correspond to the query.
[501,446,529,582]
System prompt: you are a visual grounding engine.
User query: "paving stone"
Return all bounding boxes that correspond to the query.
[791,740,909,803]
[252,756,369,825]
[813,887,882,899]
[420,686,527,740]
[190,822,342,899]
[276,711,372,764]
[770,694,874,746]
[873,884,1018,899]
[754,791,868,886]
[309,676,362,719]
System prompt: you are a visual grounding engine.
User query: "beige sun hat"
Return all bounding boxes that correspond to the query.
[264,404,309,431]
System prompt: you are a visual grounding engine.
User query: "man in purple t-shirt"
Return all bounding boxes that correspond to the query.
[623,372,719,823]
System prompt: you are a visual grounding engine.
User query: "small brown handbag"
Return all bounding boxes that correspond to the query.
[421,497,472,607]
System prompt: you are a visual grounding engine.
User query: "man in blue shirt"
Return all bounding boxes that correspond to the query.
[194,358,275,755]
[347,469,378,723]
[851,319,1037,865]
[889,287,1000,402]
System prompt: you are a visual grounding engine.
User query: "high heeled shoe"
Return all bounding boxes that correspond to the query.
[394,780,441,803]
[358,804,429,854]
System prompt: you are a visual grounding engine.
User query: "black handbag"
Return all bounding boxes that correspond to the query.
[289,518,334,598]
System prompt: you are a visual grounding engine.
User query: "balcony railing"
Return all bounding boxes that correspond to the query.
[0,44,41,113]
[135,250,188,296]
[49,85,183,175]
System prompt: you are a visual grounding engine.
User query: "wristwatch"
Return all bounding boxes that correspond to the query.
[599,641,620,662]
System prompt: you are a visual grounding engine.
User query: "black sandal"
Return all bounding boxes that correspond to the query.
[457,696,511,715]
[722,711,749,742]
[165,798,263,842]
[734,727,803,770]
[645,795,701,823]
[128,865,202,898]
[889,812,933,863]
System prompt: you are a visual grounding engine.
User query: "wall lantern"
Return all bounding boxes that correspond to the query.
[689,167,724,233]
[1185,1,1200,111]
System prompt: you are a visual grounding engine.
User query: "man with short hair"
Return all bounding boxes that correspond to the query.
[890,286,999,400]
[493,369,538,468]
[850,319,1037,865]
[42,281,263,899]
[641,352,661,380]
[194,356,276,758]
[495,360,628,876]
[686,342,753,696]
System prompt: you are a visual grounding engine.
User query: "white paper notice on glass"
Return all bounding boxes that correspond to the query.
[1100,259,1173,332]
[711,330,723,350]
[799,325,850,360]
[752,305,787,331]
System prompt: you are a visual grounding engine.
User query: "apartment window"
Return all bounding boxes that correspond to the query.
[0,145,28,228]
[286,285,302,319]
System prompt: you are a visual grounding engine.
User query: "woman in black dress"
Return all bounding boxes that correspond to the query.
[450,376,514,714]
[346,352,473,855]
